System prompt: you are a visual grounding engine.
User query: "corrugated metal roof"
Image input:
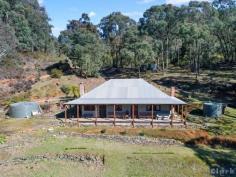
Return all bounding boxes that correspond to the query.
[66,79,186,105]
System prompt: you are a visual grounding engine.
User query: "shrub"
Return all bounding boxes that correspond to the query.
[120,131,127,135]
[4,92,30,107]
[60,85,71,96]
[70,85,80,98]
[50,68,63,78]
[101,129,106,134]
[139,132,145,136]
[0,135,6,144]
[40,104,50,112]
[60,85,80,98]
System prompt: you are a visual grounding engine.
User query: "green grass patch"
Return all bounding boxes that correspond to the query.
[188,107,236,136]
[0,134,6,144]
[132,152,174,155]
[23,135,212,177]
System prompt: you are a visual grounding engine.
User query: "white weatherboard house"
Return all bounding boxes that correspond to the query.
[65,79,186,121]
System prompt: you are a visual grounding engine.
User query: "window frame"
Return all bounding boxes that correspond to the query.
[84,105,95,111]
[146,105,152,111]
[115,105,123,112]
[146,105,161,111]
[154,105,161,111]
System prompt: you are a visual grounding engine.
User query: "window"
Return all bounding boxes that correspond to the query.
[115,105,122,111]
[146,105,161,111]
[146,105,152,111]
[84,105,95,111]
[154,105,161,111]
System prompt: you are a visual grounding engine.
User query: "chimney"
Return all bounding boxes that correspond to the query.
[170,87,175,97]
[80,82,85,96]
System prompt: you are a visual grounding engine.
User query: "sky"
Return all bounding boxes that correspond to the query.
[38,0,210,37]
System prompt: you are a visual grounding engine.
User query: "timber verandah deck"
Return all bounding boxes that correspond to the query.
[62,118,186,127]
[63,104,188,127]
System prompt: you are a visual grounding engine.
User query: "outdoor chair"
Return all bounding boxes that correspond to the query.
[156,112,171,120]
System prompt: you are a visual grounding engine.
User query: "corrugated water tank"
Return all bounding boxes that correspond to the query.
[8,102,42,118]
[203,102,222,117]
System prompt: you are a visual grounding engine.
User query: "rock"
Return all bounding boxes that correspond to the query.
[80,156,85,161]
[76,133,182,146]
[47,128,54,133]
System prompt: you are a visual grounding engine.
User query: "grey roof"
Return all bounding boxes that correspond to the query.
[66,79,186,105]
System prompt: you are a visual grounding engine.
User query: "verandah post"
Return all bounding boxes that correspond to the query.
[184,105,187,127]
[65,105,68,123]
[132,105,134,127]
[170,105,174,127]
[77,105,80,126]
[113,105,116,126]
[95,105,98,126]
[151,104,154,128]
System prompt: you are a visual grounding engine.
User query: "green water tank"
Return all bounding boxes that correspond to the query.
[8,102,42,118]
[203,102,223,118]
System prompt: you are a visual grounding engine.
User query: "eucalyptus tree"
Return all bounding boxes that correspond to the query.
[212,0,236,62]
[59,14,109,77]
[119,26,155,76]
[178,2,212,80]
[99,12,136,67]
[139,4,180,71]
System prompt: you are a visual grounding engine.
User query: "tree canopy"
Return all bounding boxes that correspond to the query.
[1,0,235,79]
[0,0,54,53]
[58,1,235,78]
[59,14,110,77]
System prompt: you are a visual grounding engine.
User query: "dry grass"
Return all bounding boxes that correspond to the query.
[57,126,209,142]
[30,75,105,100]
[0,118,55,136]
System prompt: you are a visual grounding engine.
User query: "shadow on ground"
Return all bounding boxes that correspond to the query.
[186,143,236,177]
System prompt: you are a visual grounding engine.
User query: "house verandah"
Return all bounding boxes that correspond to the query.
[64,79,187,127]
[63,103,188,127]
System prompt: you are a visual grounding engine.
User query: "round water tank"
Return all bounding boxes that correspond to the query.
[203,102,222,117]
[8,102,42,118]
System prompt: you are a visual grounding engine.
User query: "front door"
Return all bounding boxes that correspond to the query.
[99,105,107,118]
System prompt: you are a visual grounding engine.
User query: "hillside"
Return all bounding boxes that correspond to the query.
[0,53,64,104]
[0,0,57,103]
[0,1,235,177]
[0,0,54,53]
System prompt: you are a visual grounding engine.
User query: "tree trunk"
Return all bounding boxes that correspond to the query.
[161,41,165,75]
[189,45,192,72]
[177,48,180,66]
[138,65,141,78]
[166,38,169,70]
[195,40,199,82]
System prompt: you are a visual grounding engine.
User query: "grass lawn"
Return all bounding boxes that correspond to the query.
[0,118,235,177]
[2,134,214,177]
[188,107,236,136]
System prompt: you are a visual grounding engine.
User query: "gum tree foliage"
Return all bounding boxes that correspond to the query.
[98,12,136,67]
[0,0,54,53]
[59,14,109,77]
[138,1,235,76]
[58,1,235,77]
[120,27,155,70]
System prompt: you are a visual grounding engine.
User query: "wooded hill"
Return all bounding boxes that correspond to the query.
[0,0,235,79]
[59,0,236,78]
[0,0,54,54]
